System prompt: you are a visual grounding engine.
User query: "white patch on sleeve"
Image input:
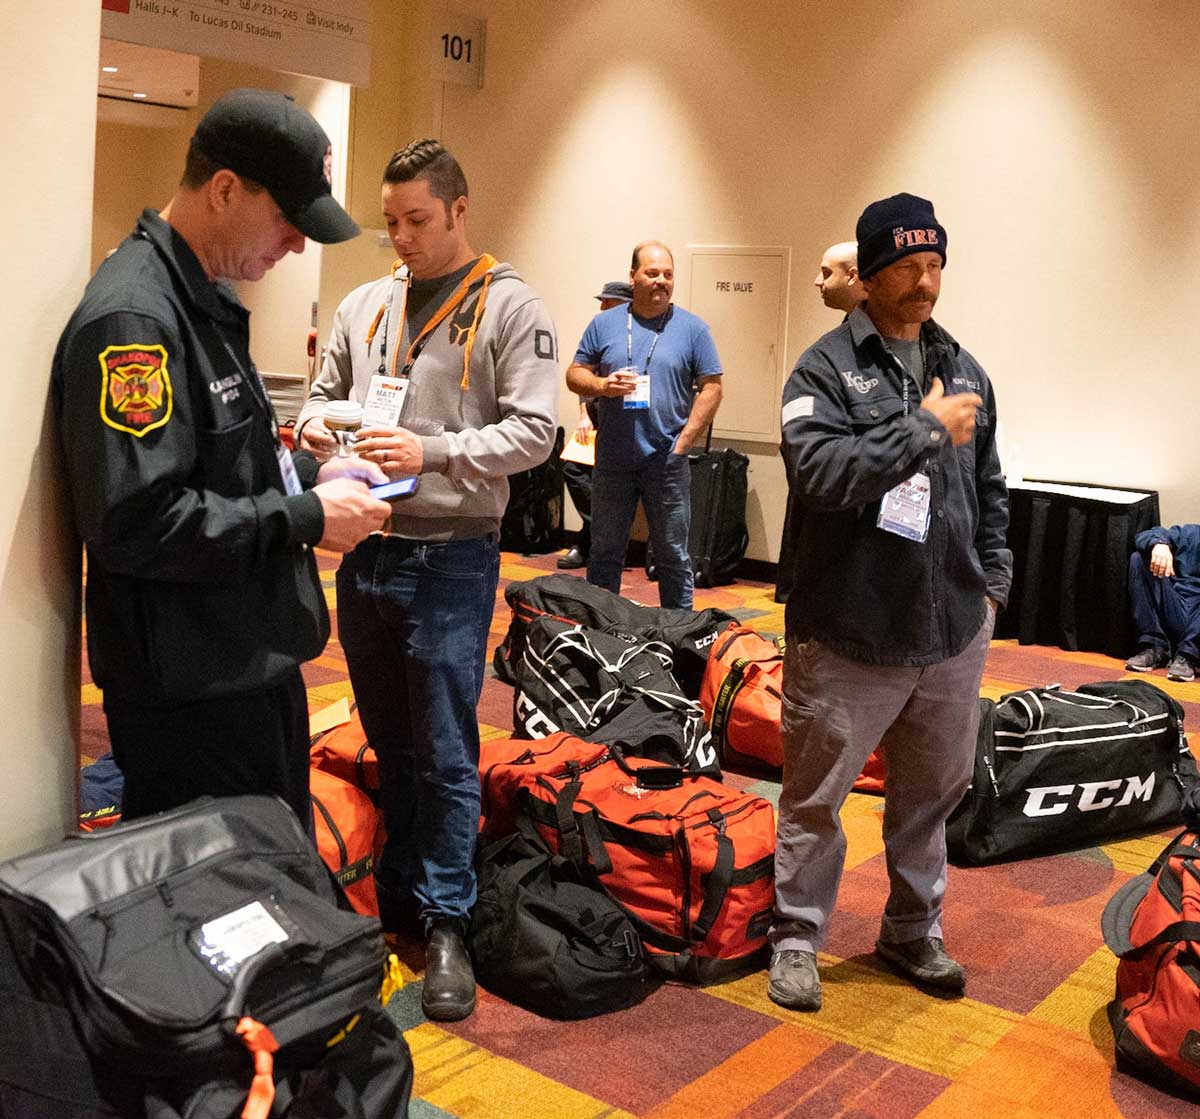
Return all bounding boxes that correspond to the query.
[781,395,815,426]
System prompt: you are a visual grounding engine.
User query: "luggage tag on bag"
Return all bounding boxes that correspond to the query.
[276,445,303,496]
[361,374,409,428]
[877,471,931,542]
[191,898,300,978]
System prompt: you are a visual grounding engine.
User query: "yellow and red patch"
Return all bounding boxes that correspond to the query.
[98,343,173,437]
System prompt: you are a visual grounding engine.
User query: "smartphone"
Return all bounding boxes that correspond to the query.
[368,476,420,501]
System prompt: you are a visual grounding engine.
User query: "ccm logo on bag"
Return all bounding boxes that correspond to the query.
[1022,773,1155,818]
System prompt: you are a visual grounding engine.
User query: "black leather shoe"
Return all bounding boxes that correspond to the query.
[422,920,476,1021]
[557,546,586,570]
[875,936,965,993]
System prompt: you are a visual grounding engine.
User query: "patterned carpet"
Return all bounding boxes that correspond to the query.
[79,548,1200,1118]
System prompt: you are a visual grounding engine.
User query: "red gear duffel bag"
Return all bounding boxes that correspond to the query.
[480,732,610,837]
[310,710,380,798]
[699,625,886,792]
[1102,829,1200,1098]
[310,767,381,918]
[517,745,776,984]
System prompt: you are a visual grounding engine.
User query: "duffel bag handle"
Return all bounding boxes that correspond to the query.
[608,741,686,789]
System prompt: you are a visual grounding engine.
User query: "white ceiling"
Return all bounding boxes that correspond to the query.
[98,38,199,110]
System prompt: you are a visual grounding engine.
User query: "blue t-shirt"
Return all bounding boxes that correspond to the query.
[574,304,722,462]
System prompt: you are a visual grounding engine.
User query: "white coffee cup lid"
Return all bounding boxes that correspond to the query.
[323,400,364,427]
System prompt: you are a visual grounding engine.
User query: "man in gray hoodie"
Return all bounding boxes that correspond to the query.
[297,140,559,1022]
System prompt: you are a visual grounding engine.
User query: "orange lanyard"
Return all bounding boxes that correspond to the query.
[389,254,497,378]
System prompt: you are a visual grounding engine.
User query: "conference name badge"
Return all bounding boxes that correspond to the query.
[877,471,931,543]
[361,374,409,428]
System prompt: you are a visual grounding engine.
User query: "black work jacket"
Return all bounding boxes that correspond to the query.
[780,308,1011,666]
[52,210,327,705]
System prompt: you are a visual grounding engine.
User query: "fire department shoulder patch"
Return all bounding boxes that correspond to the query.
[97,343,173,437]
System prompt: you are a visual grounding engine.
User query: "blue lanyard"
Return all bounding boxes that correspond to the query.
[626,308,668,374]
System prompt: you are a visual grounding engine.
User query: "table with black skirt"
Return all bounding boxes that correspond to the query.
[995,480,1160,658]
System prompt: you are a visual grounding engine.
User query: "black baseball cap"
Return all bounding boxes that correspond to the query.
[192,88,359,245]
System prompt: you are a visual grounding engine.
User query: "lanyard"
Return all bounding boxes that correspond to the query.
[883,339,926,418]
[626,308,669,374]
[216,331,280,447]
[376,255,497,379]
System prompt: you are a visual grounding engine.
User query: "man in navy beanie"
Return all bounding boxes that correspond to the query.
[769,193,1011,1011]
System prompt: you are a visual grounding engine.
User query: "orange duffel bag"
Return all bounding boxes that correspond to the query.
[480,732,610,837]
[518,745,776,984]
[310,766,381,918]
[700,625,887,793]
[700,626,786,772]
[310,709,380,797]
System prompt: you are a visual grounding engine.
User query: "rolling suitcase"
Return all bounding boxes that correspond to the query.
[646,431,749,588]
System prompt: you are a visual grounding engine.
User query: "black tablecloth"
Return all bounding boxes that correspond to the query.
[994,480,1160,657]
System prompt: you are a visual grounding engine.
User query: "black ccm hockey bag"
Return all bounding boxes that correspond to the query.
[0,795,411,1119]
[947,681,1198,866]
[513,616,720,778]
[493,573,735,697]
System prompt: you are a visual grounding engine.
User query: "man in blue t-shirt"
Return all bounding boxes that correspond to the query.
[565,241,723,608]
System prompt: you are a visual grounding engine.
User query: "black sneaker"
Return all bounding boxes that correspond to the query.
[767,949,821,1011]
[1167,654,1196,683]
[875,936,965,992]
[1125,647,1169,672]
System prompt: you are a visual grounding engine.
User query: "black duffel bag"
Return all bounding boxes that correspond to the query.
[468,822,660,1019]
[947,680,1198,866]
[493,573,735,697]
[0,795,412,1118]
[513,616,719,777]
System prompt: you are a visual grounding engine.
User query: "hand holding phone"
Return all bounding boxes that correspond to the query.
[368,476,420,501]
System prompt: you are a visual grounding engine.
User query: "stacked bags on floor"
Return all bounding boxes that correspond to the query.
[480,576,780,1017]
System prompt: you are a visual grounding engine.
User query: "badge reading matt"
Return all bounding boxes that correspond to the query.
[98,343,173,437]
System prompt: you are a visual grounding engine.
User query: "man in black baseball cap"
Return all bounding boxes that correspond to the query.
[51,87,387,831]
[191,88,358,245]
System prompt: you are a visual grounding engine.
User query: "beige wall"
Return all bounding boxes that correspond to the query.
[92,59,351,382]
[380,0,1199,557]
[0,1,101,858]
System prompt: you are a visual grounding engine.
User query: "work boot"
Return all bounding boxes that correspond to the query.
[1125,647,1168,672]
[557,545,586,570]
[767,949,821,1011]
[1167,654,1196,683]
[422,919,476,1021]
[875,936,966,993]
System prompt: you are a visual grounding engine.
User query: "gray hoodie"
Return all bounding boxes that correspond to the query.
[298,259,559,540]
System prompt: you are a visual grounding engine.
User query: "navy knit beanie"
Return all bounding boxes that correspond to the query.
[855,193,947,279]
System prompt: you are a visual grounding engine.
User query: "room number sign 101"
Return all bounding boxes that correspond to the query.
[431,17,486,88]
[441,34,473,62]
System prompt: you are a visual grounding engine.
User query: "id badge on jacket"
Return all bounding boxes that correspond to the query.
[877,472,931,543]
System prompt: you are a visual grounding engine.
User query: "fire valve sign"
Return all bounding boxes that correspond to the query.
[101,0,372,86]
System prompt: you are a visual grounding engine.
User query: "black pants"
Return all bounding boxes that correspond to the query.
[562,460,593,556]
[105,668,312,830]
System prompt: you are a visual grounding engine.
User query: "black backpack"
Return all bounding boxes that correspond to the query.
[467,822,660,1019]
[501,426,565,554]
[947,680,1198,865]
[0,795,411,1118]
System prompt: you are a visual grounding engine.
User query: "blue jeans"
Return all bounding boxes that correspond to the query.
[336,533,500,923]
[588,450,693,608]
[1129,551,1200,660]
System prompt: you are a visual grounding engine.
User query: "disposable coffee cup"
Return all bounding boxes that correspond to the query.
[323,400,363,455]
